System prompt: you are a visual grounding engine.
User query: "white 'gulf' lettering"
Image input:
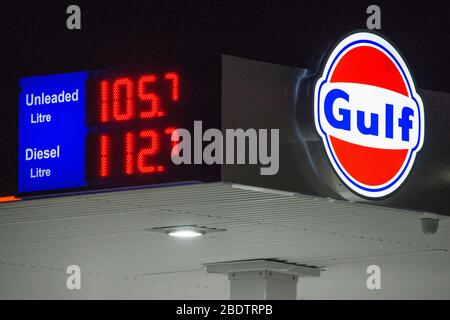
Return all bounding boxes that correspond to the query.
[319,82,419,150]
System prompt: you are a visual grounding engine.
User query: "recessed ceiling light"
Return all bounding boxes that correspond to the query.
[167,229,204,238]
[146,225,225,238]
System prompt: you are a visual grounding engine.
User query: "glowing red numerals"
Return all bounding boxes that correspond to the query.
[125,132,135,175]
[164,72,179,101]
[113,78,134,121]
[138,74,161,118]
[99,135,110,177]
[100,81,109,122]
[99,72,179,123]
[99,130,167,178]
[97,71,179,178]
[164,127,180,157]
[137,130,161,173]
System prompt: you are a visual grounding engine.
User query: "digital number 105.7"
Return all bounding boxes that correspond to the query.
[99,72,179,122]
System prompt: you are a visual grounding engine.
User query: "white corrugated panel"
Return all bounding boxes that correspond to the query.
[0,182,449,299]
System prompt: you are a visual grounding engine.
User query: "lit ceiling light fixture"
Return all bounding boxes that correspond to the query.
[167,229,204,238]
[147,225,225,238]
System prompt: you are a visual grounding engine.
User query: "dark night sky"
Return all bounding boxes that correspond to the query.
[1,0,449,196]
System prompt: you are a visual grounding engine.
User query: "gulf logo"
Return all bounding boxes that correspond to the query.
[314,32,424,198]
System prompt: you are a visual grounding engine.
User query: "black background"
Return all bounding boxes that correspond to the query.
[0,300,447,318]
[1,0,449,196]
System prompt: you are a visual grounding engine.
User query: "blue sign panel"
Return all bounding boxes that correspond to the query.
[18,72,88,192]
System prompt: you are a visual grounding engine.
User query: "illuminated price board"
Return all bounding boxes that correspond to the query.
[18,64,220,194]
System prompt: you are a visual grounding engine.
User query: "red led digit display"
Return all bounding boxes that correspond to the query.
[124,132,135,175]
[113,77,134,121]
[137,129,161,173]
[164,127,180,157]
[98,72,178,123]
[19,62,219,195]
[100,80,109,122]
[82,64,220,192]
[99,134,110,178]
[138,74,161,118]
[88,71,182,182]
[164,72,179,101]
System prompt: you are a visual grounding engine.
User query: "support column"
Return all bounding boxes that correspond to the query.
[205,259,321,300]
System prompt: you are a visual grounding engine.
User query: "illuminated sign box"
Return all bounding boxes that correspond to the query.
[18,64,221,194]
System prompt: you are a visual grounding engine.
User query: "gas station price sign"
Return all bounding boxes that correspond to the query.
[18,64,220,194]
